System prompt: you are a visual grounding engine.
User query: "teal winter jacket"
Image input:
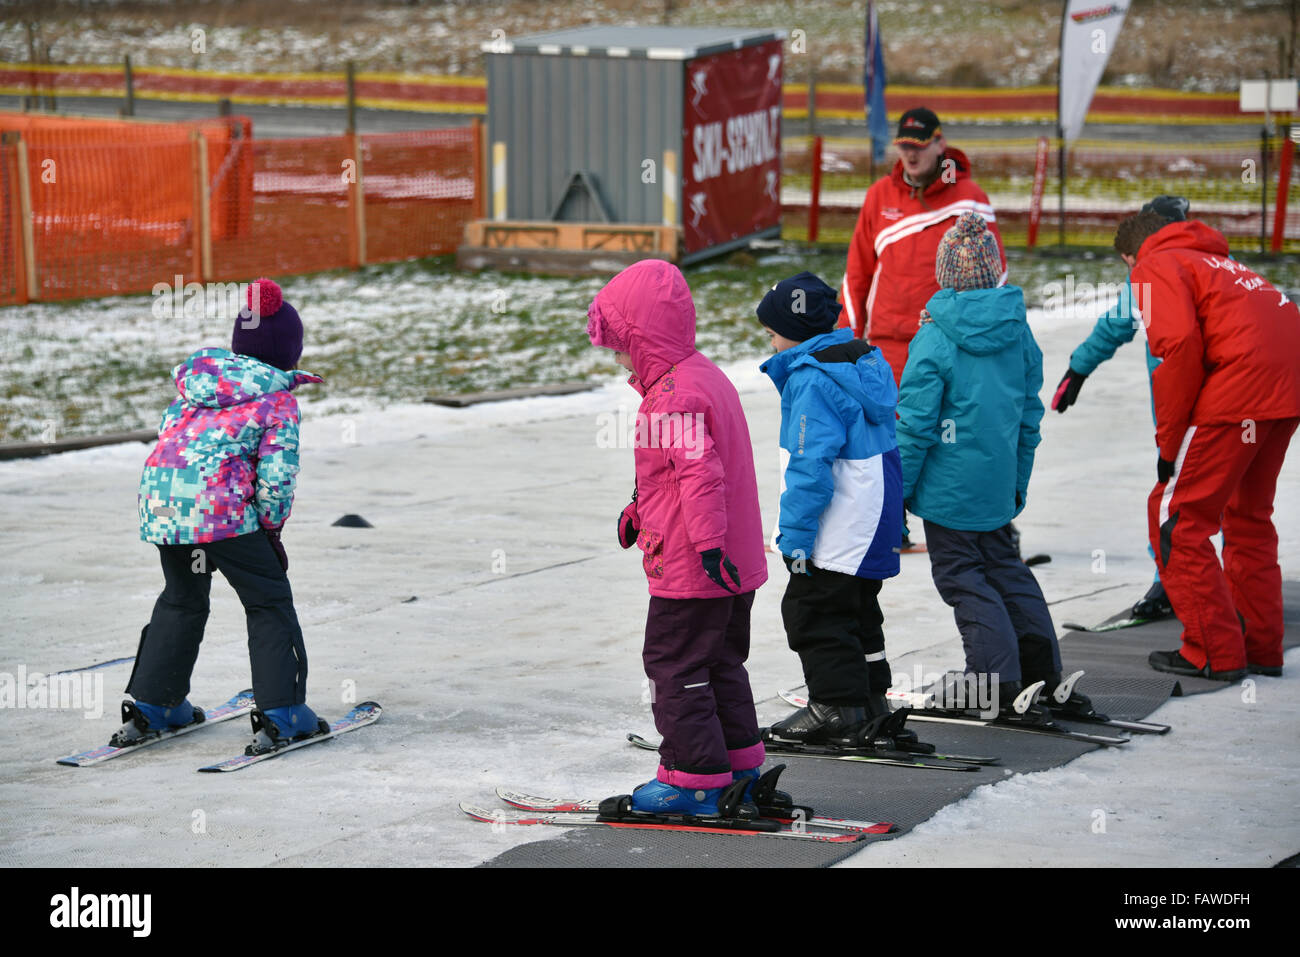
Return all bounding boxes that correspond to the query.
[896,285,1044,532]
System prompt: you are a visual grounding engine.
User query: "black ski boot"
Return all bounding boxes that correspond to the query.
[1037,670,1107,721]
[994,679,1054,726]
[1132,581,1174,620]
[767,700,868,745]
[862,694,930,752]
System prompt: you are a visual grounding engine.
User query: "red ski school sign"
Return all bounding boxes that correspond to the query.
[681,40,783,255]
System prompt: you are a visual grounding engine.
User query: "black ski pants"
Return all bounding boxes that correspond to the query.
[126,530,307,710]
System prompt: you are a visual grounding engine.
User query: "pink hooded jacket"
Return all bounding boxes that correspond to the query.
[589,260,768,599]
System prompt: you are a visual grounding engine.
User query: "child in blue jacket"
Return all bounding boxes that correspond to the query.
[897,213,1076,721]
[758,273,906,744]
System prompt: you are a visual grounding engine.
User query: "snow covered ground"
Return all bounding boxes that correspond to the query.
[1,295,1297,868]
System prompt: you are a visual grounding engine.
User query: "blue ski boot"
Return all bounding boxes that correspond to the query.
[110,698,202,746]
[248,703,328,754]
[629,779,726,817]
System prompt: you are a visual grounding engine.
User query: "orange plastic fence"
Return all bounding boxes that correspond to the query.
[0,114,481,305]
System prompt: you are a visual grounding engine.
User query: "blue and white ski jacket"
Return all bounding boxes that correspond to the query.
[760,328,903,580]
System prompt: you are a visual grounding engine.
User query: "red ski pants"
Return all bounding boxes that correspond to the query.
[1149,417,1297,671]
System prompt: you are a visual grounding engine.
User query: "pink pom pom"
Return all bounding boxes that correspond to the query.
[248,278,283,317]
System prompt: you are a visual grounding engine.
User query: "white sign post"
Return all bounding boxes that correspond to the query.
[1240,79,1298,252]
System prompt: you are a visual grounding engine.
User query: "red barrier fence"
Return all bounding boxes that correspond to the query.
[785,135,1300,252]
[0,61,1253,125]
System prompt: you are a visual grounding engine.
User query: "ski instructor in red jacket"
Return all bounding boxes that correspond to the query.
[1117,211,1300,681]
[839,107,1006,386]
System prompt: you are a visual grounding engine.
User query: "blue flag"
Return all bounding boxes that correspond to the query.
[864,0,889,164]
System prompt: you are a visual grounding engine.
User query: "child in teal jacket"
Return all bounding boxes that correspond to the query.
[897,213,1078,721]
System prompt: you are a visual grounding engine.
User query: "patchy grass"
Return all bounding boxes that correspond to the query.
[1,0,1290,91]
[4,241,1300,443]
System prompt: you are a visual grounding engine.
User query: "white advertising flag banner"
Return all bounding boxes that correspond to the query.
[1059,1,1129,143]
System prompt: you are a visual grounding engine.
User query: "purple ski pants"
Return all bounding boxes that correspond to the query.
[642,590,765,789]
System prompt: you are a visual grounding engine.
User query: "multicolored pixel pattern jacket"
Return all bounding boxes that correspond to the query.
[139,348,322,545]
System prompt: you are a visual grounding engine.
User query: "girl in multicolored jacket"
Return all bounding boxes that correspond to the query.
[124,278,326,751]
[587,260,769,817]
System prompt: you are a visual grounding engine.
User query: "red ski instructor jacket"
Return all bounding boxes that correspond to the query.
[838,148,1006,368]
[1131,220,1300,463]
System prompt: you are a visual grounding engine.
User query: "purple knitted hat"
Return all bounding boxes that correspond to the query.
[935,213,1001,291]
[232,278,303,372]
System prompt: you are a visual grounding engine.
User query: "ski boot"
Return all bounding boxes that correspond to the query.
[246,703,329,756]
[993,680,1054,727]
[857,705,935,754]
[110,698,203,747]
[863,692,927,751]
[1131,581,1174,620]
[609,776,775,831]
[1147,649,1245,682]
[766,700,868,746]
[1037,670,1107,721]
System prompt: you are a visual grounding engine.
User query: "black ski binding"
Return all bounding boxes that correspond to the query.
[749,764,817,821]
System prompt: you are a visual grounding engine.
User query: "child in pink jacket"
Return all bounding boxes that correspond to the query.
[588,259,769,816]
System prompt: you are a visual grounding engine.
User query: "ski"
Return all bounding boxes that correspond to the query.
[766,692,997,763]
[1035,671,1171,734]
[777,688,1129,747]
[626,731,983,772]
[460,803,866,843]
[762,737,997,768]
[1062,617,1156,633]
[197,701,382,772]
[495,788,896,834]
[57,689,255,767]
[902,711,1129,745]
[1047,709,1170,735]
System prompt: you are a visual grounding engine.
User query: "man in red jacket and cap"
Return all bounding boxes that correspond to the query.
[1117,210,1300,680]
[839,107,1006,386]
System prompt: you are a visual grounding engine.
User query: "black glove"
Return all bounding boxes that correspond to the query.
[264,527,288,572]
[700,548,741,593]
[616,484,641,548]
[1157,456,1175,484]
[1051,367,1088,413]
[617,501,640,549]
[782,552,813,577]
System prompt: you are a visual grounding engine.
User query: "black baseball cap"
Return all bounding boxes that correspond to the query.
[1142,195,1189,223]
[894,107,942,147]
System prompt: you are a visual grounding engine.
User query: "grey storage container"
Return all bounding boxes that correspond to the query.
[482,25,784,263]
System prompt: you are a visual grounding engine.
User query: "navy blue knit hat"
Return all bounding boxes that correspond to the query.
[1142,195,1189,223]
[756,272,840,342]
[232,278,303,372]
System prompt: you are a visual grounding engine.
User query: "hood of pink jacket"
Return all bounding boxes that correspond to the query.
[589,260,697,390]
